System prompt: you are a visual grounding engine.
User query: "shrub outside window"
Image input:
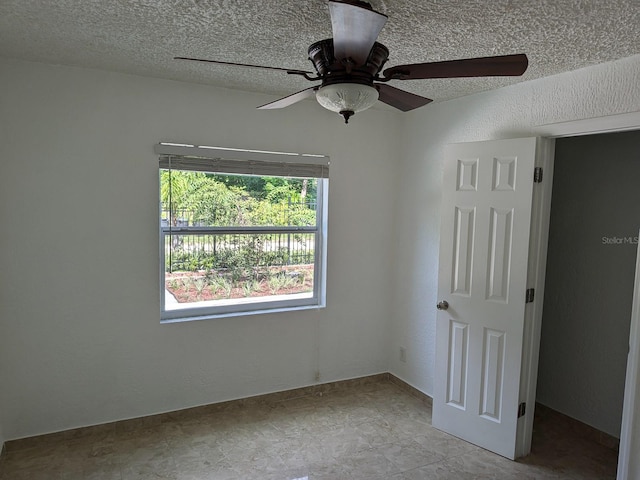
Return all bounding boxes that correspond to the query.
[157,143,328,322]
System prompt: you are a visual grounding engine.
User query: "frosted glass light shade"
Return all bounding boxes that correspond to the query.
[315,83,379,113]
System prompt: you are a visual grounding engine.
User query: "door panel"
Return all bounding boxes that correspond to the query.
[486,207,513,302]
[447,320,469,408]
[433,137,537,459]
[452,206,475,296]
[480,327,505,421]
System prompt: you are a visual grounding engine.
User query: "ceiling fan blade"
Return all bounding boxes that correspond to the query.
[257,87,319,110]
[382,53,528,80]
[375,84,433,112]
[328,0,387,66]
[174,56,314,75]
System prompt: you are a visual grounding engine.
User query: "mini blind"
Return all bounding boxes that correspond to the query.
[156,143,329,178]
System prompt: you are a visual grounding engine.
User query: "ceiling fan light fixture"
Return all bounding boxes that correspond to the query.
[315,83,379,122]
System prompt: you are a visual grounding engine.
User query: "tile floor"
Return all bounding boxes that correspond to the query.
[0,377,619,479]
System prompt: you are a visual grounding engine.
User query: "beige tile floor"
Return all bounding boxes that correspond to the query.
[0,377,618,479]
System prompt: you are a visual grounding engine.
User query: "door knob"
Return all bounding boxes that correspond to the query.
[437,300,449,311]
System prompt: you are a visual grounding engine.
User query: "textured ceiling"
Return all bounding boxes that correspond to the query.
[1,0,639,103]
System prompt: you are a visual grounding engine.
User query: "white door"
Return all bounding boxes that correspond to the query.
[433,137,537,459]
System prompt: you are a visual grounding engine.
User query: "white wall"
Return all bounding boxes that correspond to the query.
[0,58,401,440]
[389,54,640,397]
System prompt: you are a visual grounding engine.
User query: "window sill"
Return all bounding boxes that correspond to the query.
[161,302,325,324]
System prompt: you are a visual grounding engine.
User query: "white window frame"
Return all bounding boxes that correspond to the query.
[156,143,328,322]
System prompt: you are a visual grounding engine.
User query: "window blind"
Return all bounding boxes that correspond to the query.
[156,143,329,178]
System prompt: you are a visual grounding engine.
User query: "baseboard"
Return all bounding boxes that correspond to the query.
[388,374,433,407]
[5,372,409,453]
[534,402,620,451]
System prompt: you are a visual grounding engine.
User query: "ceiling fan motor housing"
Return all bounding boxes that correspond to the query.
[308,38,389,87]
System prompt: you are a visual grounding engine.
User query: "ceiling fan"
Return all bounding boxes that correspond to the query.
[176,0,528,123]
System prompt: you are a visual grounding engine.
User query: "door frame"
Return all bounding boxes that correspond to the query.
[619,236,640,479]
[515,137,555,457]
[521,111,640,478]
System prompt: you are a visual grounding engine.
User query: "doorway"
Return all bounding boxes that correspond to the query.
[533,130,640,472]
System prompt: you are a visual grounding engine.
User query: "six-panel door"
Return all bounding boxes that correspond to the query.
[433,137,537,460]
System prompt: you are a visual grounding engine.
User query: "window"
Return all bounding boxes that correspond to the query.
[157,143,328,322]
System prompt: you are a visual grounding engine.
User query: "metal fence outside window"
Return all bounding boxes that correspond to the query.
[161,201,317,274]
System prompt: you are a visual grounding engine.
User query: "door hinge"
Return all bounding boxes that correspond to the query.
[525,288,535,303]
[518,402,526,418]
[534,167,543,183]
